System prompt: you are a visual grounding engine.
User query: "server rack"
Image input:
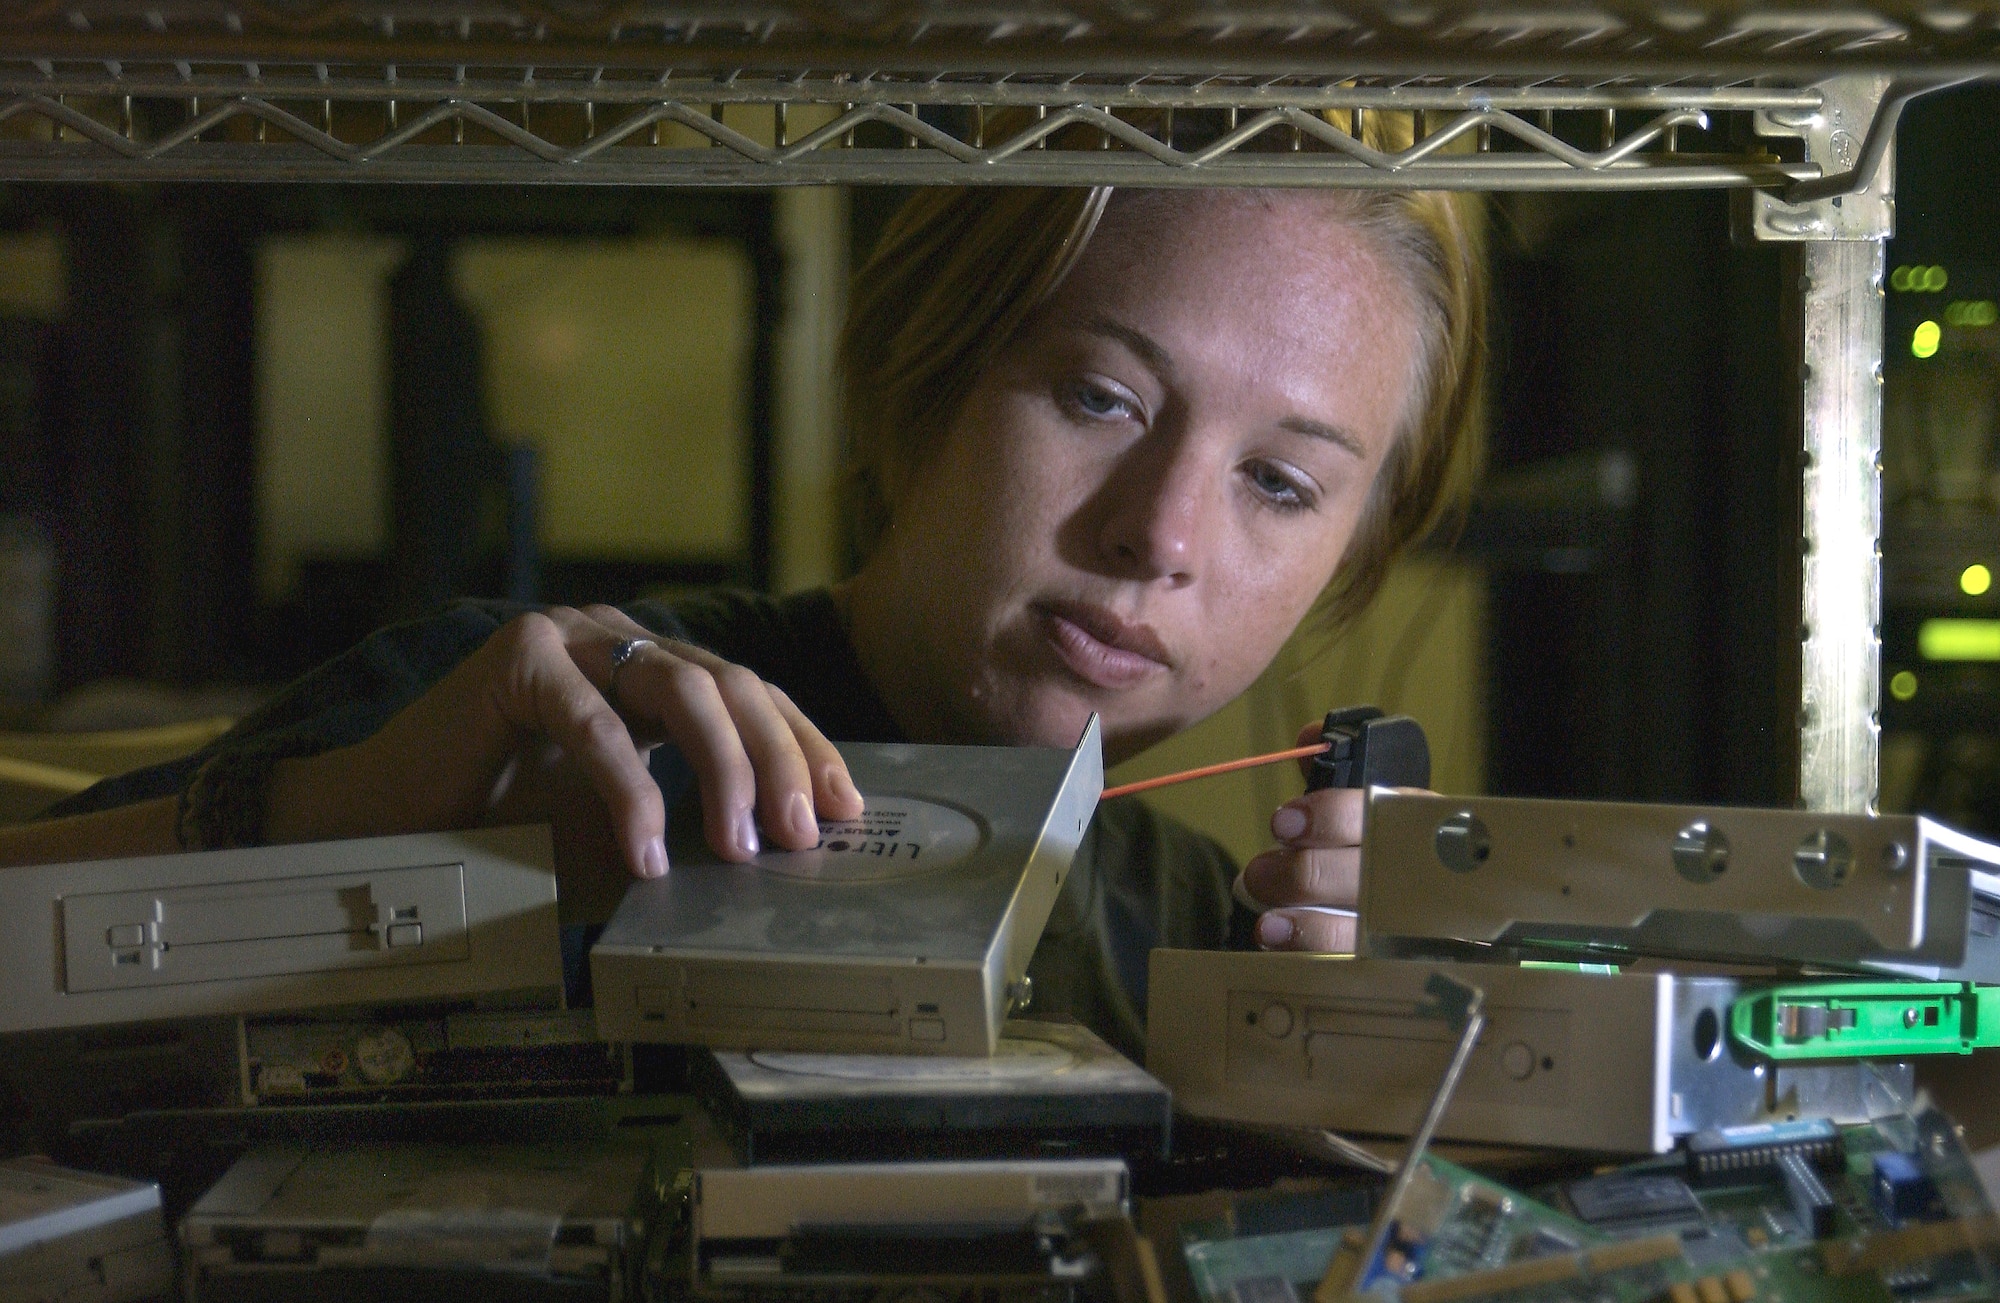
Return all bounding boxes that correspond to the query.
[4,1,1997,816]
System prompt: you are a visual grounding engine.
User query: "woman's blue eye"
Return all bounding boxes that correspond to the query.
[1069,381,1129,418]
[1247,461,1312,510]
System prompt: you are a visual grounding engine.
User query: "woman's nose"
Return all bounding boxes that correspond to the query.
[1097,433,1217,585]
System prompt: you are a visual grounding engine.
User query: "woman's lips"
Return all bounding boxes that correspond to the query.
[1035,601,1173,690]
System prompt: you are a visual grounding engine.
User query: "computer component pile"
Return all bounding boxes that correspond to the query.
[5,727,1999,1302]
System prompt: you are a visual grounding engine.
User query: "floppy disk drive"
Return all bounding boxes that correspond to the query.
[0,825,561,1035]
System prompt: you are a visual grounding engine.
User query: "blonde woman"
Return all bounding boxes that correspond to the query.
[13,173,1484,1059]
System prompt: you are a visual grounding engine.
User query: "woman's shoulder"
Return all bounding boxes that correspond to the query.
[628,588,831,659]
[630,588,901,743]
[1090,794,1239,897]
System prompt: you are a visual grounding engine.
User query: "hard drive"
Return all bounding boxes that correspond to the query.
[591,718,1103,1056]
[1145,950,1913,1155]
[0,1015,245,1152]
[693,1156,1128,1243]
[243,1007,624,1105]
[691,1154,1125,1286]
[181,1141,652,1302]
[1360,792,2000,974]
[0,1158,173,1303]
[60,1095,695,1226]
[0,825,562,1035]
[0,1000,609,1158]
[691,1017,1170,1164]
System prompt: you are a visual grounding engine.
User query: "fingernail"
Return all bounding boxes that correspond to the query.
[1271,804,1309,842]
[832,766,863,810]
[641,837,668,879]
[1257,913,1296,948]
[734,808,760,858]
[788,791,817,843]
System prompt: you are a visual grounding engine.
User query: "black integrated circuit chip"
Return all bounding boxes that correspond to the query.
[1232,1186,1373,1239]
[1685,1119,1843,1184]
[1566,1172,1704,1229]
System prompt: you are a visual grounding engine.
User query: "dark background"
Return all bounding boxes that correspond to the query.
[2,85,1997,812]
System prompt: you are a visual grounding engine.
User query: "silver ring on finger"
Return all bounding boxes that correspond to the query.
[607,637,653,711]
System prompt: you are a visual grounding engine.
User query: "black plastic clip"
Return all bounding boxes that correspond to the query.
[1305,706,1431,793]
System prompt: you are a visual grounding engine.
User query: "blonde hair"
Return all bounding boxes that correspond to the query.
[840,112,1487,629]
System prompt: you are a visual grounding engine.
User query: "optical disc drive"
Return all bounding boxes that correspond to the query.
[590,718,1103,1056]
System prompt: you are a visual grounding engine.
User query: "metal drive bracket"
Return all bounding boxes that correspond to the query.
[1739,75,1895,243]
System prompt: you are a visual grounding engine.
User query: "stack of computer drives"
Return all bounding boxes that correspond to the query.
[24,721,2000,1300]
[1149,791,2000,1155]
[0,823,668,1302]
[0,718,1185,1300]
[586,718,1177,1293]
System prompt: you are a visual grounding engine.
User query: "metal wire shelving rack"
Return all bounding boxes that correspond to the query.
[0,3,1985,194]
[5,1,2000,813]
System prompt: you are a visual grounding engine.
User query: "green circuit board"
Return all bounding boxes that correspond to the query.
[1179,1111,1997,1303]
[1182,1157,1604,1303]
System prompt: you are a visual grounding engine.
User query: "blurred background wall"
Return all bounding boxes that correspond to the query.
[2,84,1997,861]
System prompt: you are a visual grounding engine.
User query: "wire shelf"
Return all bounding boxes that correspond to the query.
[1,2,1992,187]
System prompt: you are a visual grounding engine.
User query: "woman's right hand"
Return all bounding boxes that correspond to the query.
[263,606,864,881]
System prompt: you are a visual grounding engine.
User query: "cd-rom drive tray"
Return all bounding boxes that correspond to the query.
[1,825,560,1034]
[623,957,968,1041]
[591,720,1102,1056]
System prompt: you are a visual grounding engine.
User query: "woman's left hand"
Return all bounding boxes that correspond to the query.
[1234,722,1366,952]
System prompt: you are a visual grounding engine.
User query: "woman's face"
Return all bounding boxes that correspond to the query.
[851,191,1425,763]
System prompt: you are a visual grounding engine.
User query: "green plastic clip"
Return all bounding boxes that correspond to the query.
[1731,981,2000,1060]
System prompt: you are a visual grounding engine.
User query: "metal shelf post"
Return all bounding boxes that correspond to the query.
[1797,241,1887,815]
[1743,76,1898,814]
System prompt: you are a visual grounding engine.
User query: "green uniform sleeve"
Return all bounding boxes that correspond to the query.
[1026,795,1254,1063]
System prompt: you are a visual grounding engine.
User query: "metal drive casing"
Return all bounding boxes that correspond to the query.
[689,1148,1127,1286]
[0,825,561,1034]
[181,1142,649,1303]
[692,1017,1170,1165]
[1870,867,2000,985]
[1144,951,1913,1154]
[693,1158,1128,1245]
[242,1007,624,1104]
[591,719,1102,1056]
[0,1158,172,1303]
[1360,793,2000,972]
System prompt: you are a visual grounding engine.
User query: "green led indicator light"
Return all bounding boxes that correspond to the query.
[1945,300,2000,328]
[1920,618,2000,661]
[1963,564,1993,596]
[1890,670,1918,701]
[1913,320,1942,358]
[1891,265,1950,293]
